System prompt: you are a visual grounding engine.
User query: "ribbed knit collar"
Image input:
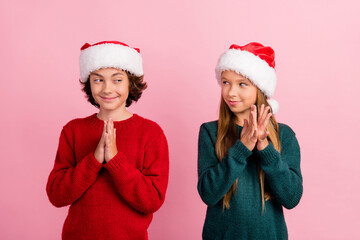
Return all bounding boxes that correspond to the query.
[87,113,141,129]
[235,124,244,134]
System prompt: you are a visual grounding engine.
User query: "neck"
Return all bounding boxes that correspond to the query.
[97,107,133,121]
[234,108,251,126]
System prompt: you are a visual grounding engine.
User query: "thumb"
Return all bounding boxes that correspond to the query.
[104,132,109,146]
[99,128,106,145]
[260,131,270,141]
[251,129,258,142]
[242,119,248,135]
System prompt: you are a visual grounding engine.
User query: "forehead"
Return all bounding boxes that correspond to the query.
[90,67,126,76]
[221,70,250,82]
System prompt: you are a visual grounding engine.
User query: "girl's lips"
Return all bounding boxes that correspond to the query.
[228,100,240,106]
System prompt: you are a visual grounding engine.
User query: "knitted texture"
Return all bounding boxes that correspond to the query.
[197,122,302,240]
[46,114,169,240]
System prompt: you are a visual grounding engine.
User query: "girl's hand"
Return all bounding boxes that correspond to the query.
[104,118,118,162]
[94,121,106,163]
[256,104,272,151]
[240,105,258,151]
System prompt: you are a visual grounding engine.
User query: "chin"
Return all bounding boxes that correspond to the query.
[231,107,250,114]
[101,103,126,111]
[228,105,242,111]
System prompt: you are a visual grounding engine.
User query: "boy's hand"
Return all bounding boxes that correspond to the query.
[94,121,106,163]
[104,118,118,162]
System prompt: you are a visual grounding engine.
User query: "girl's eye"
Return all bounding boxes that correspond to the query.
[94,79,102,82]
[222,80,229,85]
[114,79,122,83]
[240,83,247,86]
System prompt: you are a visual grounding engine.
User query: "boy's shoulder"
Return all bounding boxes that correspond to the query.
[136,114,160,127]
[135,114,165,136]
[63,114,95,129]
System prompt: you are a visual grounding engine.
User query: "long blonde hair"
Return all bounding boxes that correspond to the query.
[215,89,280,212]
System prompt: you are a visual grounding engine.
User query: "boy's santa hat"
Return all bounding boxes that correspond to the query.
[79,41,143,83]
[215,42,279,113]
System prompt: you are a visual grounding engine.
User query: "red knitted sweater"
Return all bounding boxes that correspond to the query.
[46,114,169,240]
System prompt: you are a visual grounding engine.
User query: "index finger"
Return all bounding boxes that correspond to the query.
[252,105,257,128]
[259,106,271,125]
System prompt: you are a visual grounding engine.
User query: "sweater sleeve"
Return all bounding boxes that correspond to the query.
[256,125,303,209]
[197,123,252,206]
[103,130,169,214]
[46,127,103,208]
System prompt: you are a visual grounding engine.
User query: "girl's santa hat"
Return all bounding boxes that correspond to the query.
[215,42,279,114]
[79,41,143,83]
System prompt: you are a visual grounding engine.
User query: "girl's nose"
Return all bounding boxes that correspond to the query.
[228,85,237,96]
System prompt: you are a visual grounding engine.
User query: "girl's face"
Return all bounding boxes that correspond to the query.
[221,70,257,119]
[89,68,130,113]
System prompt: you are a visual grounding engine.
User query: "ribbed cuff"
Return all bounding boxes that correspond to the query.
[104,152,137,182]
[256,142,280,166]
[84,153,103,173]
[104,152,122,171]
[228,140,253,164]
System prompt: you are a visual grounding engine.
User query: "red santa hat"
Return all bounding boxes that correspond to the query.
[79,41,143,83]
[215,42,279,113]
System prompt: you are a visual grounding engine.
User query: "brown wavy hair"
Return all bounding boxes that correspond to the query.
[81,71,147,108]
[215,88,280,212]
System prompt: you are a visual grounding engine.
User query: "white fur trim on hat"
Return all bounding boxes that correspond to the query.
[267,98,279,114]
[215,49,277,98]
[79,43,143,82]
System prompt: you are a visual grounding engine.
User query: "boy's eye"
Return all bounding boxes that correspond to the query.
[93,79,102,82]
[240,83,247,86]
[222,80,229,85]
[114,79,122,83]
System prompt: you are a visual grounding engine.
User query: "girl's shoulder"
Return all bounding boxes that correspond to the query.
[278,122,297,140]
[198,121,219,142]
[200,120,218,127]
[200,120,218,132]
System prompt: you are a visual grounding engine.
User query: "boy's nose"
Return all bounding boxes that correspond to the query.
[103,82,113,93]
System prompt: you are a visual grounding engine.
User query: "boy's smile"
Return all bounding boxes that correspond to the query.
[89,68,130,115]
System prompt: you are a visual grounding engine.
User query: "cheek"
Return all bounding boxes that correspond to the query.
[221,86,228,97]
[119,84,130,96]
[247,89,257,103]
[90,84,100,96]
[122,79,130,94]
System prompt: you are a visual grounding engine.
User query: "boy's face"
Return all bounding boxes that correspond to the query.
[89,67,130,113]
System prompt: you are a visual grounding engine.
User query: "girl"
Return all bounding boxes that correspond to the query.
[46,41,169,240]
[197,42,303,240]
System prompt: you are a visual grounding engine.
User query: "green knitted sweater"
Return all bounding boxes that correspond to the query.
[197,121,302,240]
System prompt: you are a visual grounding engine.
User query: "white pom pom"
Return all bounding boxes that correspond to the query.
[267,98,279,114]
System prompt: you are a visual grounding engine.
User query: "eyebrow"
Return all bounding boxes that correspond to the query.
[240,77,250,82]
[90,72,125,77]
[221,76,248,82]
[111,72,125,77]
[90,73,103,77]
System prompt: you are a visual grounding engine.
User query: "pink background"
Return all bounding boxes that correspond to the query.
[1,0,359,239]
